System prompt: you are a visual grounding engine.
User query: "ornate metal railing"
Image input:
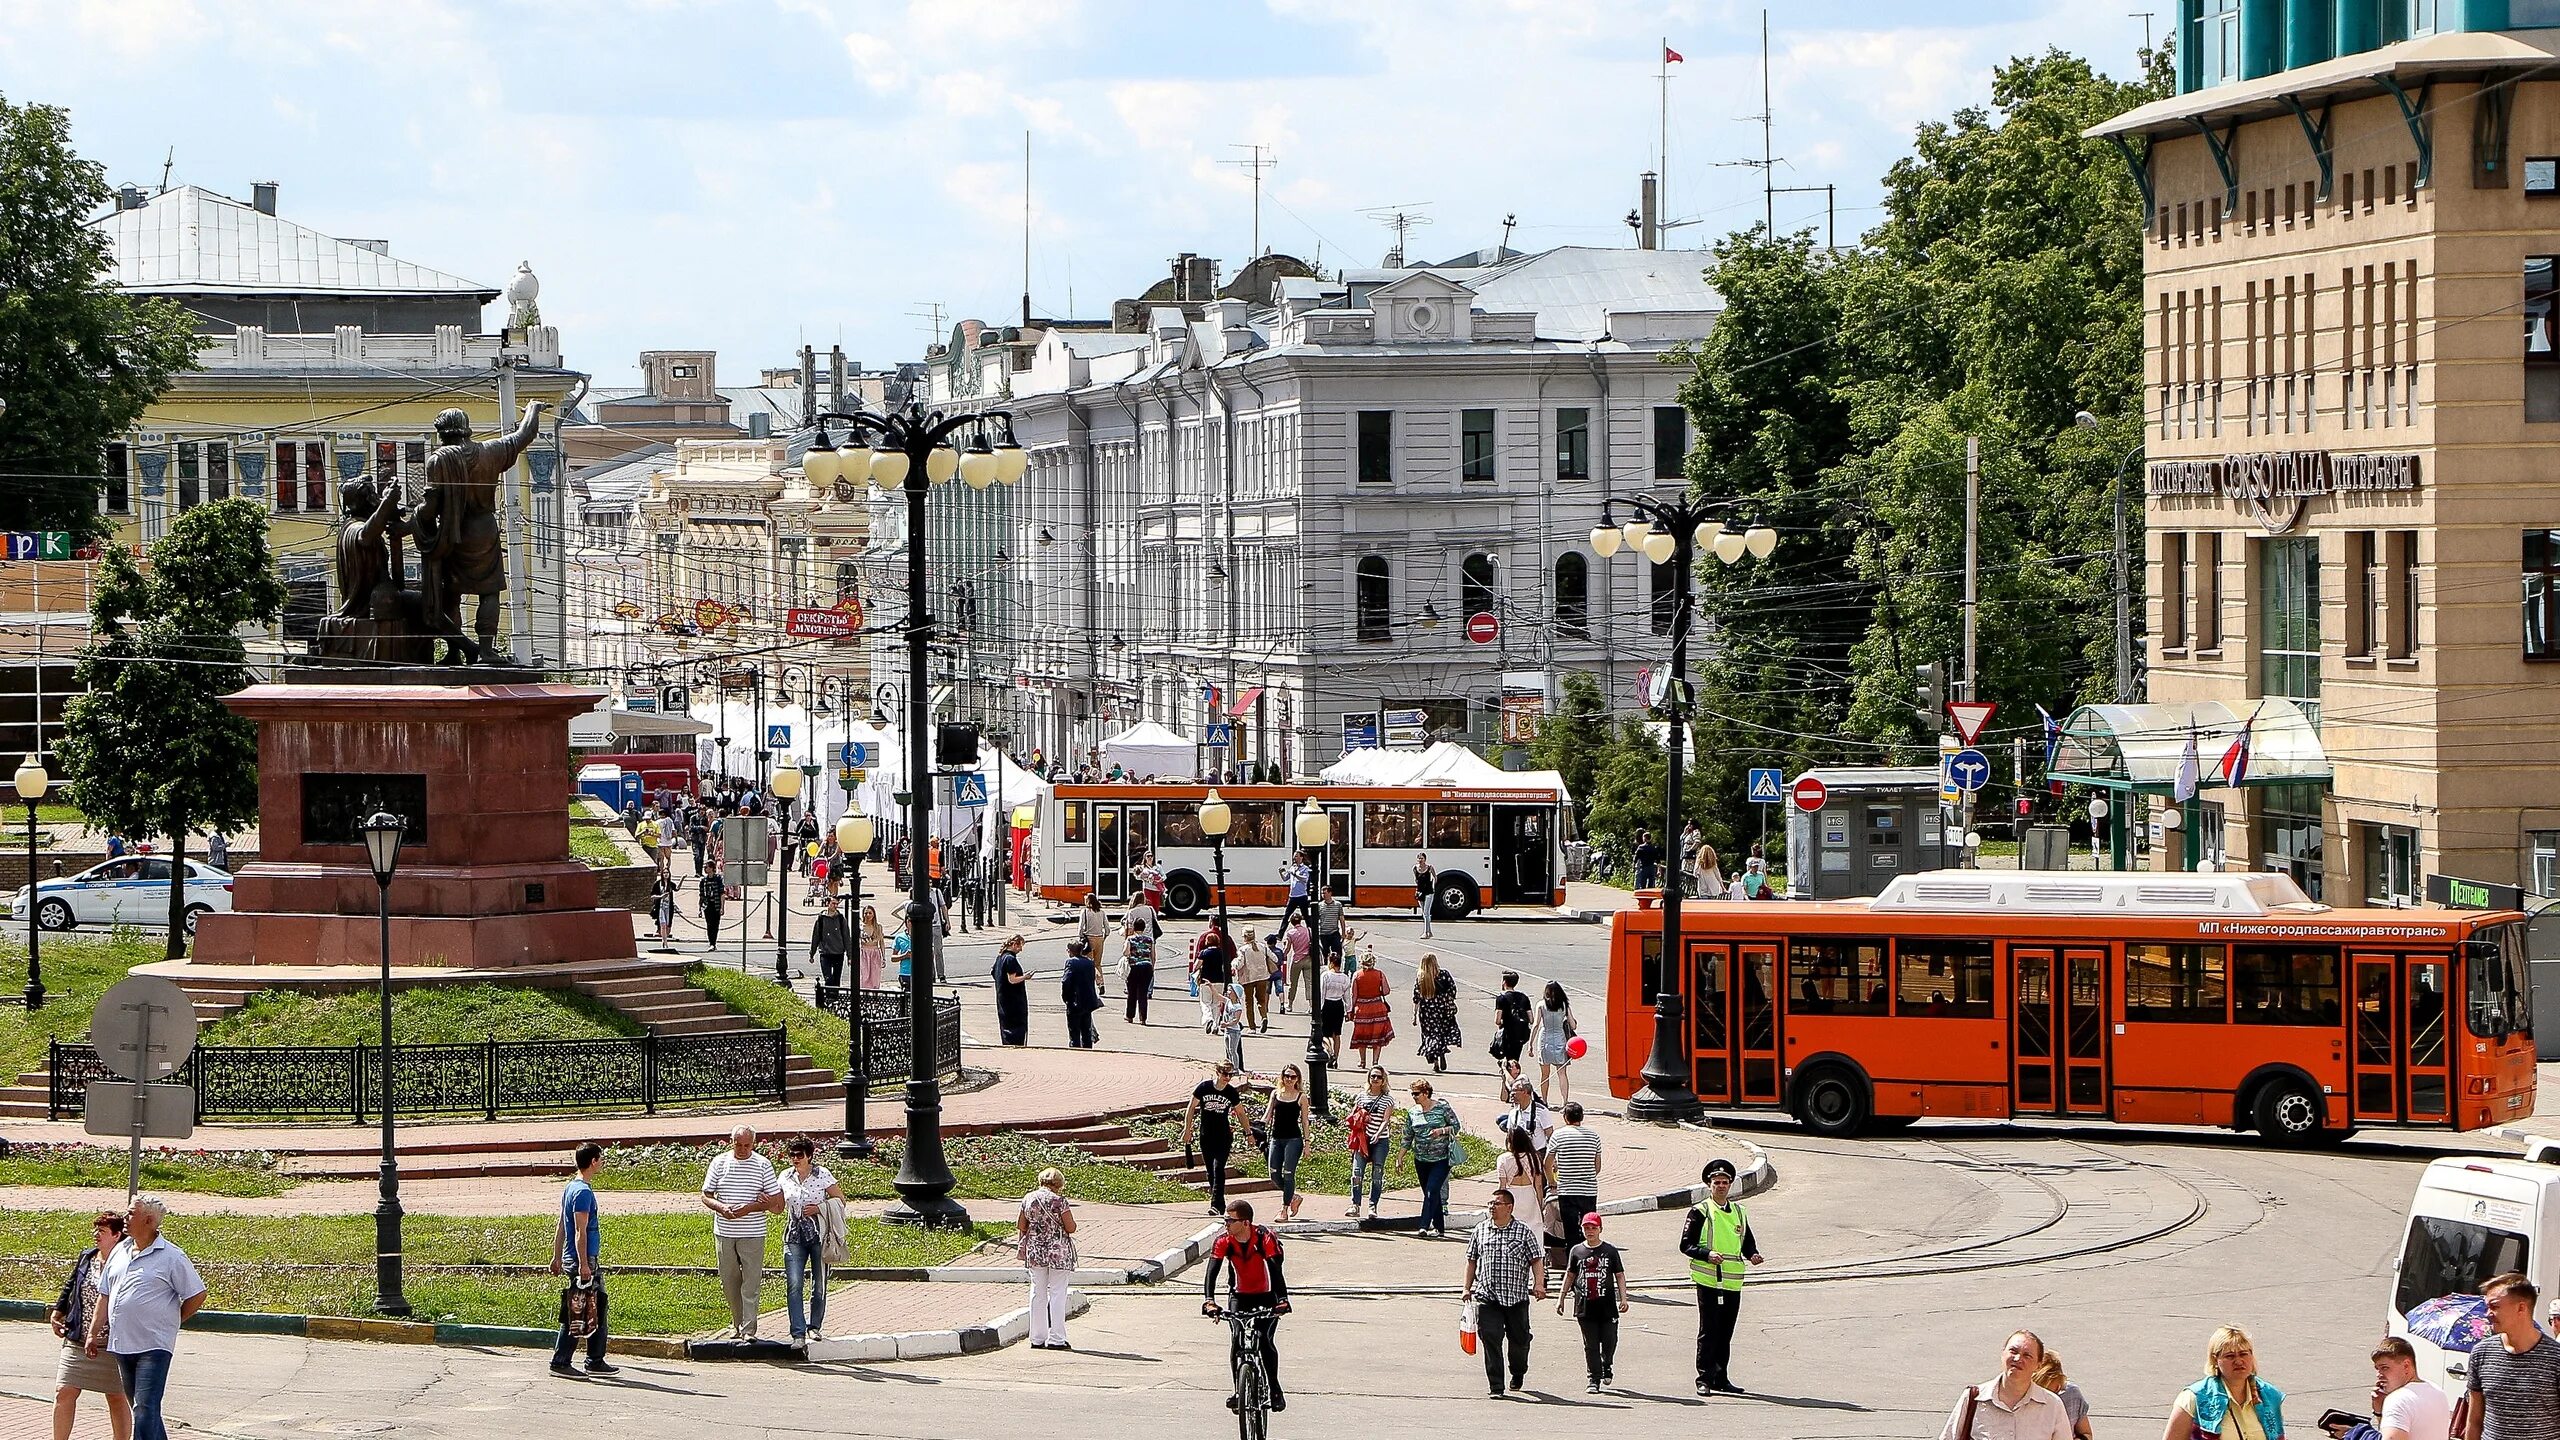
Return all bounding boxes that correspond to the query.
[816,988,962,1087]
[47,1027,790,1122]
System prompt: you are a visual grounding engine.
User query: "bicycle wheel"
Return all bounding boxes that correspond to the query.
[1236,1359,1268,1440]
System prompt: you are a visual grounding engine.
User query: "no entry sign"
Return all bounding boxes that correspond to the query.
[1791,776,1829,812]
[1465,611,1499,644]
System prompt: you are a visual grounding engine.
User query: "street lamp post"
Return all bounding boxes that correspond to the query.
[1293,796,1332,1121]
[836,810,877,1159]
[770,767,803,985]
[14,755,45,1011]
[1592,501,1779,1123]
[1199,789,1232,934]
[359,810,410,1316]
[803,401,1026,1229]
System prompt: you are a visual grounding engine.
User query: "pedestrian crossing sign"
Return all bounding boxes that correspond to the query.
[952,774,989,807]
[1747,768,1784,804]
[765,724,791,750]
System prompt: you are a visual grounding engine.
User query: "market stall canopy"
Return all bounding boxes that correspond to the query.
[1319,741,1575,811]
[1100,721,1198,779]
[2051,699,2329,794]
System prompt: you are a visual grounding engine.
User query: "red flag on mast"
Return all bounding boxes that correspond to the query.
[1664,44,1685,63]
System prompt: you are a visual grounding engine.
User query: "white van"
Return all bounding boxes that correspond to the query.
[2387,1149,2560,1398]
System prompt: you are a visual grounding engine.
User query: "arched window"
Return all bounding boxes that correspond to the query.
[1555,553,1589,636]
[1356,556,1392,642]
[1650,557,1680,636]
[1461,552,1497,619]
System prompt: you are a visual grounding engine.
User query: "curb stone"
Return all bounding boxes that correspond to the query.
[0,1300,687,1359]
[797,1292,1091,1365]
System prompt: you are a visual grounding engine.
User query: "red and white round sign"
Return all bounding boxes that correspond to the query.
[1791,776,1828,812]
[1465,611,1500,644]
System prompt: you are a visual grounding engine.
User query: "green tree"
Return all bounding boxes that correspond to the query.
[0,96,202,537]
[57,499,285,956]
[1526,670,1610,829]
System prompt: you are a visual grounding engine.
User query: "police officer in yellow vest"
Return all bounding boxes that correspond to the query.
[1675,1158,1762,1396]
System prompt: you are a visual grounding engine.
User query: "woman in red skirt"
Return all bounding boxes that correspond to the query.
[1348,948,1396,1071]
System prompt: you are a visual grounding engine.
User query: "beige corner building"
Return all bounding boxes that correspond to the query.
[2094,18,2560,903]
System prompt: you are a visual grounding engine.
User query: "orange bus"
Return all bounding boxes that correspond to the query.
[1604,871,2536,1143]
[1033,783,1566,918]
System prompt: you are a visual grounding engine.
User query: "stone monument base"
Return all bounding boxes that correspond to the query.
[189,680,637,970]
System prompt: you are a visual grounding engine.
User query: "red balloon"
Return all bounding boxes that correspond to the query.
[1566,1035,1588,1060]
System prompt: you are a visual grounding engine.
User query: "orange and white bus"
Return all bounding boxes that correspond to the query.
[1032,783,1566,919]
[1603,871,2536,1143]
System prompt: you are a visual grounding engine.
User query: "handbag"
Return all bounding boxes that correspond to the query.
[1458,1298,1478,1355]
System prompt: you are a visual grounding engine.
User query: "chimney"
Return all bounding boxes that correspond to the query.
[748,412,771,440]
[1169,254,1195,300]
[1639,172,1658,251]
[800,345,816,427]
[251,181,278,216]
[829,345,846,416]
[1187,254,1218,302]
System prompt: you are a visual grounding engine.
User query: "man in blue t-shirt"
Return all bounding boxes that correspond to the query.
[550,1143,616,1375]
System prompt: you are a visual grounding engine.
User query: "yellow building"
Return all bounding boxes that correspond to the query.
[89,182,583,669]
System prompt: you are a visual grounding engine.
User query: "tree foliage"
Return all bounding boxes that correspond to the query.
[57,499,284,955]
[1650,47,2166,852]
[0,94,202,538]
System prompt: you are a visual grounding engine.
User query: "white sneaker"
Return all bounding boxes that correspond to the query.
[808,1330,827,1342]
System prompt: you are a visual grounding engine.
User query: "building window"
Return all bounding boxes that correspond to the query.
[2162,532,2189,651]
[2526,529,2560,658]
[2529,258,2560,422]
[175,441,201,510]
[2354,531,2386,657]
[1460,552,1497,620]
[206,441,230,502]
[2406,0,2442,35]
[2531,159,2560,197]
[2259,781,2326,900]
[276,441,326,513]
[2196,532,2223,650]
[1356,410,1393,484]
[2200,0,2242,86]
[1650,557,1680,636]
[103,443,129,514]
[1355,556,1392,642]
[1556,407,1590,480]
[1652,406,1688,480]
[2259,536,2322,718]
[281,566,329,642]
[2361,823,2420,907]
[1461,409,1496,482]
[2531,831,2559,897]
[1555,553,1589,636]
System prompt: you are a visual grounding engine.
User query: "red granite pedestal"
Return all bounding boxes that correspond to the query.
[190,681,638,969]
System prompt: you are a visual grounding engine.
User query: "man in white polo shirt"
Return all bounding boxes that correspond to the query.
[701,1126,782,1339]
[93,1194,206,1440]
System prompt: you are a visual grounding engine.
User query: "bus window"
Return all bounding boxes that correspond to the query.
[1894,939,1994,1018]
[1427,803,1490,848]
[1638,933,1665,1004]
[1157,802,1204,847]
[2466,923,2531,1040]
[1063,801,1087,843]
[2232,946,2342,1026]
[1788,937,1887,1016]
[2124,943,2228,1023]
[1230,802,1284,848]
[1365,802,1423,850]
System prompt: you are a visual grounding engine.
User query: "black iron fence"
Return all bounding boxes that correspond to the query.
[46,1028,790,1123]
[818,988,962,1086]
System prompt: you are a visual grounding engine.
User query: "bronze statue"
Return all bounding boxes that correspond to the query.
[308,461,431,666]
[412,401,545,664]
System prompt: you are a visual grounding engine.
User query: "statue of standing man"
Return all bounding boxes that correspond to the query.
[413,401,545,665]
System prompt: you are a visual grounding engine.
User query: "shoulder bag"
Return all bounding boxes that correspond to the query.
[1954,1385,1979,1440]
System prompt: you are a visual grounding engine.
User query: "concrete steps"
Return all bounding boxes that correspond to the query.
[1017,1118,1274,1198]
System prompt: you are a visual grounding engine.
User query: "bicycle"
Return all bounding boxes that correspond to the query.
[1203,1302,1286,1438]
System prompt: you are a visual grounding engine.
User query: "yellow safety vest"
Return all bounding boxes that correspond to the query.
[1689,1200,1749,1292]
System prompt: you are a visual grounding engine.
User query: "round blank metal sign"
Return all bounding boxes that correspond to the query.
[88,975,198,1083]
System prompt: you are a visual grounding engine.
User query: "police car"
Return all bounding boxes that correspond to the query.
[7,856,235,935]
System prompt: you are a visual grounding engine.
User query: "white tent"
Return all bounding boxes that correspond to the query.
[1100,721,1199,780]
[843,724,1052,853]
[1321,741,1570,800]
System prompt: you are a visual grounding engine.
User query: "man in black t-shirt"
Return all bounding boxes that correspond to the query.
[1557,1213,1628,1393]
[1492,972,1533,1084]
[1181,1063,1246,1215]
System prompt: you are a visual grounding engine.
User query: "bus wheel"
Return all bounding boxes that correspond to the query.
[2250,1077,2326,1146]
[1433,875,1479,920]
[1161,872,1208,920]
[1795,1066,1871,1138]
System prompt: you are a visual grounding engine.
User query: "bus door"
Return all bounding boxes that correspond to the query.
[1688,938,1782,1106]
[1091,802,1152,903]
[2012,946,2110,1117]
[1322,803,1356,898]
[2350,951,2454,1125]
[1491,805,1553,905]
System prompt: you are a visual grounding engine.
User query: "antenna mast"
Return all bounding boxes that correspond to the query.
[158,147,173,195]
[1359,204,1434,267]
[1223,144,1278,260]
[1022,129,1032,327]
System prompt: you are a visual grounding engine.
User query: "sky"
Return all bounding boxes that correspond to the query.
[1,0,2149,390]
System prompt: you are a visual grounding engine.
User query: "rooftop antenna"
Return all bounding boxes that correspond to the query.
[1022,129,1032,328]
[1500,213,1518,253]
[1716,8,1831,248]
[1223,143,1278,260]
[1359,203,1434,267]
[157,147,174,195]
[909,302,947,347]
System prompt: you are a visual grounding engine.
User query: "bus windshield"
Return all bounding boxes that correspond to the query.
[2466,922,2532,1041]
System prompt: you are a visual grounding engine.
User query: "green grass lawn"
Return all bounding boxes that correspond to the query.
[568,821,634,868]
[685,965,850,1076]
[0,1209,1001,1334]
[602,1133,1196,1207]
[203,983,642,1047]
[0,1145,290,1198]
[0,933,165,1081]
[1122,1102,1498,1197]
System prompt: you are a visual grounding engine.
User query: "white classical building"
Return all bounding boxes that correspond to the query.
[903,247,1721,777]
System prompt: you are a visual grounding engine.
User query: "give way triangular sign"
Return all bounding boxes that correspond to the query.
[1946,701,1997,746]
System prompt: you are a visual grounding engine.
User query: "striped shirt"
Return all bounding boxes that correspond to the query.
[1547,1124,1601,1199]
[702,1152,781,1239]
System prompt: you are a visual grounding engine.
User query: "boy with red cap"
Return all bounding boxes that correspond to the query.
[1556,1211,1628,1393]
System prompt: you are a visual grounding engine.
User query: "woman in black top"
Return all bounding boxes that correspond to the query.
[1181,1063,1246,1216]
[1264,1065,1307,1221]
[1413,852,1436,937]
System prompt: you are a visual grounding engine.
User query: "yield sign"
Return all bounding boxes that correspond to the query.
[1946,701,1997,746]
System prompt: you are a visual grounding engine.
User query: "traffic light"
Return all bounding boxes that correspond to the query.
[1913,662,1944,720]
[935,723,981,767]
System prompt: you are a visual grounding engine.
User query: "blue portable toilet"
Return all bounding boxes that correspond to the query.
[576,763,627,808]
